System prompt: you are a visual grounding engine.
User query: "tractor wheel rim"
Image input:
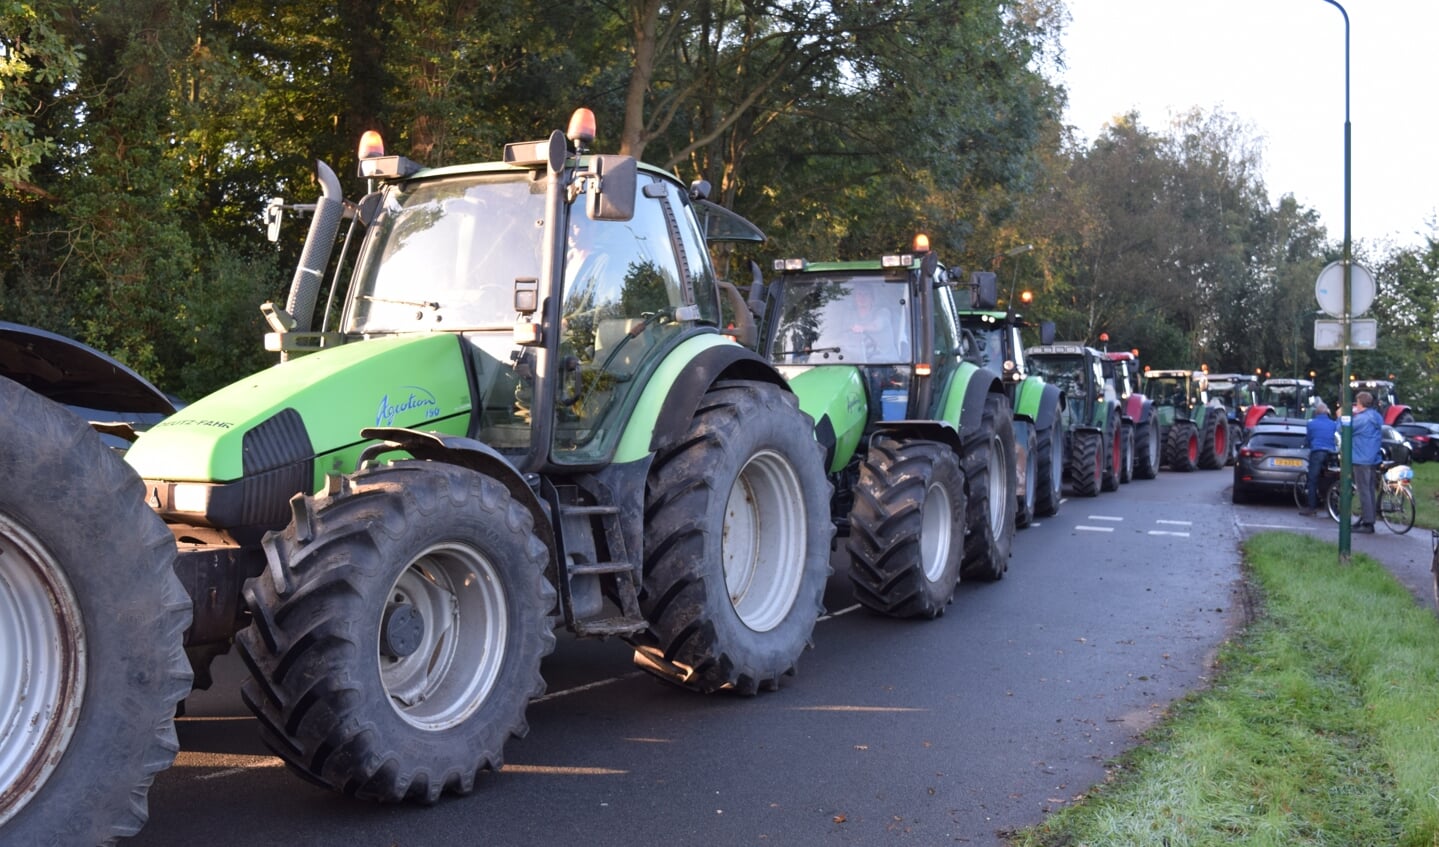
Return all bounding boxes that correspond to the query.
[380,542,508,731]
[0,512,86,826]
[920,480,954,582]
[722,450,806,633]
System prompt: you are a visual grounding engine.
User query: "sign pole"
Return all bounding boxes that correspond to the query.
[1320,0,1353,562]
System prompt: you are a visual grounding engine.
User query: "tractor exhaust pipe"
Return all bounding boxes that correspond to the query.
[284,160,345,333]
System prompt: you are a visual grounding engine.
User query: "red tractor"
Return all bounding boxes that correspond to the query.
[1351,379,1415,425]
[1103,351,1160,479]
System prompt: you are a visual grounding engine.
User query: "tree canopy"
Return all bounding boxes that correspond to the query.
[1,0,1435,411]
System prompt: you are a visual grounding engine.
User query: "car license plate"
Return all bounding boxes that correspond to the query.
[1272,457,1305,468]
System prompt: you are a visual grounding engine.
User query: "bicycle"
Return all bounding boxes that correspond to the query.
[1293,455,1339,510]
[1431,529,1439,609]
[1326,462,1416,534]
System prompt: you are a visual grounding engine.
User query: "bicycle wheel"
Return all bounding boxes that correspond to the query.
[1292,472,1309,509]
[1380,486,1416,534]
[1327,481,1361,523]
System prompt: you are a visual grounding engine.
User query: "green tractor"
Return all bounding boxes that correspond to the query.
[121,110,836,803]
[954,273,1066,527]
[1204,372,1267,463]
[1024,343,1125,496]
[1257,376,1321,420]
[756,239,1018,618]
[1141,369,1227,471]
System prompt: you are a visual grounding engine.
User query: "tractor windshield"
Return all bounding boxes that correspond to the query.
[966,326,1006,372]
[766,276,910,365]
[1027,354,1085,402]
[1144,376,1190,407]
[346,172,545,334]
[1262,383,1298,407]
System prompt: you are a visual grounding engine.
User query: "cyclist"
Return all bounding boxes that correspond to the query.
[1300,400,1338,516]
[1351,391,1384,533]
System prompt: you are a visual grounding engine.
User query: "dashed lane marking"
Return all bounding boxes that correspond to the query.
[1076,525,1115,532]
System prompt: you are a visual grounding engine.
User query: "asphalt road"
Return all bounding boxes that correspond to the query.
[130,469,1247,847]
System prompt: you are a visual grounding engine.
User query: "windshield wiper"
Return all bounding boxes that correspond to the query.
[361,295,440,310]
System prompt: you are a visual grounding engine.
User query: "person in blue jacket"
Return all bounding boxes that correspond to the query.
[1350,391,1384,532]
[1300,400,1339,515]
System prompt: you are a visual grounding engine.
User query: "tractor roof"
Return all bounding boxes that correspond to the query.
[1025,342,1092,358]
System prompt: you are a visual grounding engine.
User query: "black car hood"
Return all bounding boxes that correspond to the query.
[0,321,177,415]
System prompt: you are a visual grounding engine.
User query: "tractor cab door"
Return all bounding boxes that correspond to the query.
[549,172,713,465]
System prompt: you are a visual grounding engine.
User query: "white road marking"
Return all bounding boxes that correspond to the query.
[1087,515,1124,521]
[1147,530,1191,537]
[1155,519,1192,526]
[1076,525,1115,533]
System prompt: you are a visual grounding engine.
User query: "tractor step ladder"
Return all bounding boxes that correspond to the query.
[550,484,646,637]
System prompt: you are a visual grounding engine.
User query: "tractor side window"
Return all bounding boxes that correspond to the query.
[552,174,685,463]
[669,183,721,326]
[927,285,960,417]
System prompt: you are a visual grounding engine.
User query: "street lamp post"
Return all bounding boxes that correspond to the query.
[1321,0,1355,562]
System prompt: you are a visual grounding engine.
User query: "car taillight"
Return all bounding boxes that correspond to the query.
[1239,448,1265,459]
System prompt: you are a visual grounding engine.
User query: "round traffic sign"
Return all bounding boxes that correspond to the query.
[1315,261,1376,317]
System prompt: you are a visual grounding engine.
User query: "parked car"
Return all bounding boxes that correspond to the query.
[1395,422,1439,463]
[1381,424,1414,466]
[1232,420,1310,503]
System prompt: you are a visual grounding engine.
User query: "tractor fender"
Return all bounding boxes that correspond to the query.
[937,362,1004,435]
[1244,405,1273,428]
[869,419,963,456]
[645,339,789,456]
[358,426,555,559]
[1014,378,1063,430]
[1385,404,1412,426]
[1123,394,1148,425]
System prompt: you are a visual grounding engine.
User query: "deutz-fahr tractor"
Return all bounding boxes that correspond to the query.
[1103,350,1160,479]
[1351,378,1415,424]
[1257,376,1321,420]
[1141,369,1227,471]
[93,110,836,814]
[955,273,1066,527]
[757,237,1018,618]
[1024,343,1125,497]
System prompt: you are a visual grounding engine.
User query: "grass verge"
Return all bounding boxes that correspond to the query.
[1010,531,1439,846]
[1410,461,1439,530]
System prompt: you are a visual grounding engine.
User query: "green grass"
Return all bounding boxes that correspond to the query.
[1010,532,1439,847]
[1409,461,1439,530]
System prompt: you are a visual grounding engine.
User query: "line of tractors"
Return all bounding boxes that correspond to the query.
[0,108,1398,846]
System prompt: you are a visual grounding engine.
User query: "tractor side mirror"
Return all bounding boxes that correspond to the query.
[970,271,999,310]
[1040,320,1056,345]
[587,155,636,221]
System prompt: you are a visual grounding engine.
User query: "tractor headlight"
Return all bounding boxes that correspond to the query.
[172,482,213,514]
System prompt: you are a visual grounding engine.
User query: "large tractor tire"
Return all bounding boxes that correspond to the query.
[1226,421,1245,466]
[1118,420,1135,484]
[1070,428,1104,497]
[237,462,556,803]
[1015,420,1038,529]
[1165,421,1200,472]
[1198,413,1227,470]
[0,379,192,847]
[1100,412,1122,493]
[1033,420,1065,517]
[631,381,832,694]
[1134,418,1160,479]
[959,393,1018,582]
[847,437,966,618]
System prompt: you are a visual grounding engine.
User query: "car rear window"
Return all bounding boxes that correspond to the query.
[1249,433,1305,449]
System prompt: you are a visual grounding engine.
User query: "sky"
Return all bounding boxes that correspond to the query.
[1055,0,1439,250]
